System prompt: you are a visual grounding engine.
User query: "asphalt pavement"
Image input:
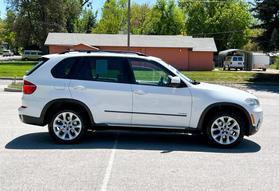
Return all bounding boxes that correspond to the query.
[0,85,279,191]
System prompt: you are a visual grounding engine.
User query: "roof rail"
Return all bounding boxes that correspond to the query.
[59,50,147,56]
[98,50,147,56]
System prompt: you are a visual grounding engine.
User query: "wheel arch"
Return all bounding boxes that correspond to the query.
[40,98,95,127]
[197,102,252,135]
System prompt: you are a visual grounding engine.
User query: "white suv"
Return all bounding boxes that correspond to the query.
[18,51,263,147]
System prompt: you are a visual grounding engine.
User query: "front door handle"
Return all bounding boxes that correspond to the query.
[134,90,145,95]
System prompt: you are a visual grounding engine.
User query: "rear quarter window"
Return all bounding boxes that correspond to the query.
[26,58,49,76]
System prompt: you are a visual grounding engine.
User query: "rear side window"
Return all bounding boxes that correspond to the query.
[26,58,49,76]
[51,57,78,79]
[73,57,132,83]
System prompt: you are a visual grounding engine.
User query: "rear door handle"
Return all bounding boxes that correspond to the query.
[73,85,86,90]
[134,90,145,95]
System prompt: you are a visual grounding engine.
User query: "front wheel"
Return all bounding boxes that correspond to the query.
[206,112,244,147]
[48,110,87,143]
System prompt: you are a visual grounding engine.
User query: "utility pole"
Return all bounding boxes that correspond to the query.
[127,0,131,50]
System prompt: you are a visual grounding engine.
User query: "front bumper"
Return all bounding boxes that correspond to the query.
[247,107,263,136]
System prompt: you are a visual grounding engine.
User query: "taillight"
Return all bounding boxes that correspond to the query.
[23,80,37,94]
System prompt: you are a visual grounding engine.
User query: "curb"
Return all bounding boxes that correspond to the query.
[0,77,23,80]
[4,88,22,92]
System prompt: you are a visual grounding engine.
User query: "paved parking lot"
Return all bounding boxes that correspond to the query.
[0,85,279,191]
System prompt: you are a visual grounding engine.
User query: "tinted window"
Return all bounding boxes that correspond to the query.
[232,57,238,61]
[72,57,132,83]
[129,58,174,87]
[51,57,78,79]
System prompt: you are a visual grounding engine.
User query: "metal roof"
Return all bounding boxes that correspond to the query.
[45,33,217,52]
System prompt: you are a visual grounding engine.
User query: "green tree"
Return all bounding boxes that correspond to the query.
[64,0,82,33]
[252,0,279,51]
[7,0,86,49]
[179,0,253,50]
[270,28,279,50]
[142,0,184,35]
[93,0,127,34]
[130,3,151,34]
[242,29,263,51]
[75,9,97,33]
[0,10,16,51]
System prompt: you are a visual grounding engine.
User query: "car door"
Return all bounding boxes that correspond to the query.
[69,56,133,125]
[129,58,192,128]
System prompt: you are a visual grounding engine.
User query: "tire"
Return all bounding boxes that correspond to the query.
[48,109,87,143]
[205,112,244,147]
[263,68,266,71]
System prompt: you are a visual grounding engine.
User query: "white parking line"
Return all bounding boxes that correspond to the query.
[100,135,118,191]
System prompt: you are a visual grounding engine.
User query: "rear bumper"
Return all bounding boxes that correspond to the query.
[18,106,45,126]
[19,114,44,126]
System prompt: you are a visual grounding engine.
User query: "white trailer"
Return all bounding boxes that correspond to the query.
[252,52,270,71]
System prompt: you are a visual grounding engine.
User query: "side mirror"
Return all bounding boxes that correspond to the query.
[169,75,181,85]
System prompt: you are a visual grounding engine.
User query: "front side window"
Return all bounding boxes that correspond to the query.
[129,58,173,87]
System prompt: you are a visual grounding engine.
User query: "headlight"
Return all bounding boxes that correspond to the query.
[245,98,260,107]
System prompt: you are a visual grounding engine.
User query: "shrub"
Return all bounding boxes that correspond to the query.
[275,57,279,70]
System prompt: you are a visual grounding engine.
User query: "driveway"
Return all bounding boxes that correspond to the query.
[0,86,279,191]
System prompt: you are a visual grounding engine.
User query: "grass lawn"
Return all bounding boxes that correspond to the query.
[182,70,256,83]
[0,61,37,78]
[270,64,279,70]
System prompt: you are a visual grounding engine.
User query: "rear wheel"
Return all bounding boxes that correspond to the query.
[48,110,87,143]
[206,112,244,147]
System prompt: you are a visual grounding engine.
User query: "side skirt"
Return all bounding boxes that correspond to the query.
[91,123,202,134]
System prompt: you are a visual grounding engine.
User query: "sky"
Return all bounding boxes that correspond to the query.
[0,0,254,20]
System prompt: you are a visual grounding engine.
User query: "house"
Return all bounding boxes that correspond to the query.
[44,33,217,71]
